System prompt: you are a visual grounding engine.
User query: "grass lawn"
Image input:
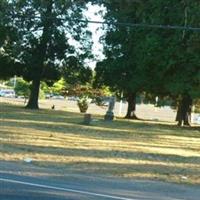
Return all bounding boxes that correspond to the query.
[0,102,200,185]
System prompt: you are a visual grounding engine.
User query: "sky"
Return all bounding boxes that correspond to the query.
[84,3,105,69]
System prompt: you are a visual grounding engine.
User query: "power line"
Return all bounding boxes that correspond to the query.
[2,14,200,32]
[36,16,200,32]
[72,18,200,32]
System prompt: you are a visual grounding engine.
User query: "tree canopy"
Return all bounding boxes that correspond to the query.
[1,0,93,109]
[94,0,200,124]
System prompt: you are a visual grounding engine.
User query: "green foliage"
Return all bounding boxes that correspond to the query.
[51,78,66,95]
[62,56,93,86]
[142,1,200,99]
[14,78,30,98]
[1,0,93,108]
[39,88,46,100]
[95,0,200,106]
[14,78,46,99]
[40,82,51,95]
[194,99,200,113]
[0,1,10,47]
[77,95,90,113]
[0,54,23,80]
[94,0,149,99]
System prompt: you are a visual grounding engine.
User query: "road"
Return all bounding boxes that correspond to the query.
[1,161,200,200]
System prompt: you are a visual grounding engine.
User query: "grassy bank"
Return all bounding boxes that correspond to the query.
[0,103,200,185]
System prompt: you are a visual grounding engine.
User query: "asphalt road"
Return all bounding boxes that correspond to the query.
[1,161,200,200]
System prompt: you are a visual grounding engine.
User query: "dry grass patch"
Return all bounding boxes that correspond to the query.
[0,103,200,185]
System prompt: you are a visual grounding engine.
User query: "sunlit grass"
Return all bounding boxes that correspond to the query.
[0,102,200,185]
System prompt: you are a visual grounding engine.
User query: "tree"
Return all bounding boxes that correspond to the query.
[0,0,9,46]
[95,0,200,124]
[141,0,200,126]
[94,0,148,119]
[14,78,30,99]
[0,1,22,79]
[62,56,93,87]
[3,0,92,109]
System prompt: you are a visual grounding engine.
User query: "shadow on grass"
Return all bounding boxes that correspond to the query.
[1,141,200,165]
[1,119,172,143]
[1,103,81,123]
[1,104,200,185]
[2,117,200,145]
[1,103,200,135]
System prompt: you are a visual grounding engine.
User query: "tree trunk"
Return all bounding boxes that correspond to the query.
[25,78,40,109]
[26,1,53,109]
[176,94,192,126]
[125,92,138,119]
[175,103,182,124]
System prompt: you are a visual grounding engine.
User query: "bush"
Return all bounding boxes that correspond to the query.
[194,99,200,113]
[77,96,90,113]
[14,78,30,98]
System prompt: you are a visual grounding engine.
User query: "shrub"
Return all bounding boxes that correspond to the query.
[77,96,90,113]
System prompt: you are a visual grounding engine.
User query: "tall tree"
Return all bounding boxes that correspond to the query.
[0,0,9,46]
[95,0,147,119]
[0,0,15,79]
[3,0,92,109]
[142,0,200,126]
[94,0,200,124]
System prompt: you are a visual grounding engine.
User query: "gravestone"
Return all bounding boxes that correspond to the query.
[104,96,115,121]
[83,113,92,125]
